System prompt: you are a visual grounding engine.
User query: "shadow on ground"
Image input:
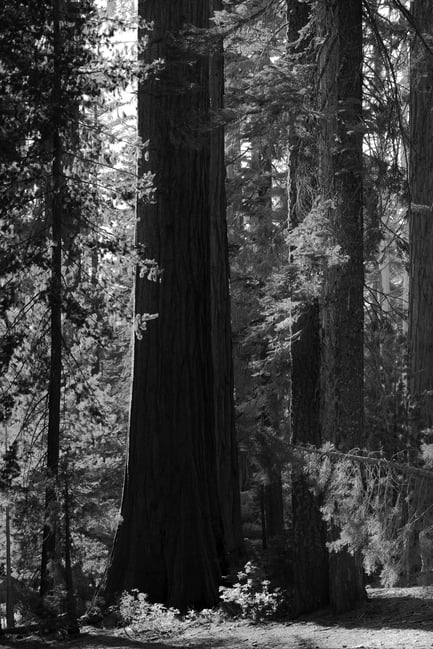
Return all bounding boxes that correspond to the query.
[3,588,433,649]
[0,634,173,649]
[298,586,433,632]
[0,633,245,649]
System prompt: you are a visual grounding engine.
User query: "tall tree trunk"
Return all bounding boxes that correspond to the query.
[318,0,366,613]
[291,303,329,614]
[103,1,225,611]
[40,0,63,600]
[288,0,329,615]
[209,0,242,569]
[408,0,433,435]
[406,0,433,581]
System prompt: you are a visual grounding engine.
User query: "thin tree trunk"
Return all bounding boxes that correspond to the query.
[104,1,225,611]
[260,484,267,550]
[264,475,284,538]
[318,0,366,613]
[40,0,63,600]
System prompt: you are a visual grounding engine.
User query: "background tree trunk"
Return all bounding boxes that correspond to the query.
[104,0,226,611]
[408,0,433,436]
[405,0,433,582]
[264,474,284,538]
[318,0,366,613]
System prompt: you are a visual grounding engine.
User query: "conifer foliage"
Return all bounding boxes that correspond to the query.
[0,0,150,619]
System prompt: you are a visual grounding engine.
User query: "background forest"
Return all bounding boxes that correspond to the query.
[1,0,433,633]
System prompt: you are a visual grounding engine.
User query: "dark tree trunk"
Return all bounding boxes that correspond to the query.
[291,303,329,614]
[209,0,242,569]
[260,484,267,550]
[406,0,433,580]
[40,0,63,600]
[103,1,226,611]
[318,0,366,613]
[264,475,284,538]
[408,0,433,435]
[288,0,329,615]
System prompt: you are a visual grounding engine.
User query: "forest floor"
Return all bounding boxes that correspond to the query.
[3,586,433,649]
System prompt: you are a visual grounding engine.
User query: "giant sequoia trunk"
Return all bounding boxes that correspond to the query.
[318,0,366,612]
[408,0,433,434]
[104,1,225,610]
[209,0,242,567]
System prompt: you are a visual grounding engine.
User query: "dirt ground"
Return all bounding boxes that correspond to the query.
[4,587,433,649]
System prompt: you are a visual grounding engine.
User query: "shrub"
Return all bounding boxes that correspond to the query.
[119,590,181,635]
[219,561,282,621]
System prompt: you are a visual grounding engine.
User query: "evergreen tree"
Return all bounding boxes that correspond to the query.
[287,0,329,616]
[408,0,433,436]
[0,0,142,615]
[224,1,293,551]
[317,0,366,612]
[209,0,243,566]
[104,0,238,610]
[40,0,65,603]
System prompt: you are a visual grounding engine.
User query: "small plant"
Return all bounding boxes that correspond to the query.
[219,561,282,622]
[183,607,226,625]
[119,590,181,636]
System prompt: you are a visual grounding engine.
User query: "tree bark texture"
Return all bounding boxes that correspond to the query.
[291,303,329,614]
[288,0,329,615]
[318,0,366,612]
[104,1,225,611]
[209,0,242,567]
[408,0,433,435]
[264,475,284,538]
